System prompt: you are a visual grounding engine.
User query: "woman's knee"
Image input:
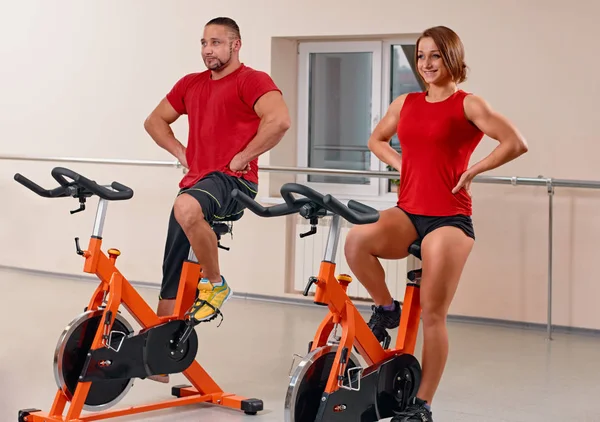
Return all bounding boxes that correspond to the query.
[344,226,373,263]
[173,194,205,231]
[421,306,448,328]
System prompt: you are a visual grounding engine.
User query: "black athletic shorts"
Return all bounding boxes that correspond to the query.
[160,172,258,300]
[397,206,475,241]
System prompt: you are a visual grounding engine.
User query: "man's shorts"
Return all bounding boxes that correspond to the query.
[160,172,258,300]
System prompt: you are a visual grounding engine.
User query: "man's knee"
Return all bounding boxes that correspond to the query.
[173,194,206,231]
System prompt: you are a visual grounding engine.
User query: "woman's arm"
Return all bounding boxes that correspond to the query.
[367,94,407,172]
[452,95,529,194]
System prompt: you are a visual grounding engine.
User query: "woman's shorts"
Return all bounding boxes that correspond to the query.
[397,206,475,241]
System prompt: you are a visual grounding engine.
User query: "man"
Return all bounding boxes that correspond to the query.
[144,17,290,328]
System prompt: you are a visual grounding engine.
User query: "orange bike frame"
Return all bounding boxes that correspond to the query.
[24,199,254,422]
[306,214,422,396]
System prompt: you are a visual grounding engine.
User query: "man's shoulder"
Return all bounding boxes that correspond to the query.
[236,64,275,82]
[238,64,267,75]
[178,70,211,85]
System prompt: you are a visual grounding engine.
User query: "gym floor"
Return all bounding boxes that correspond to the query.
[2,267,600,422]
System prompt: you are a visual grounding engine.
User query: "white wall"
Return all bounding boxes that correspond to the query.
[1,0,600,330]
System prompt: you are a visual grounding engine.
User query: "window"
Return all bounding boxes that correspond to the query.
[296,37,424,200]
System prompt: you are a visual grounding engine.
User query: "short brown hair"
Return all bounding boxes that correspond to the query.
[416,26,468,84]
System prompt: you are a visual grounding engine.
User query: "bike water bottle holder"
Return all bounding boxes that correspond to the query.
[338,366,365,392]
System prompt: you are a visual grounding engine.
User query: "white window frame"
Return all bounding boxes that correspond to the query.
[296,40,383,197]
[378,36,420,202]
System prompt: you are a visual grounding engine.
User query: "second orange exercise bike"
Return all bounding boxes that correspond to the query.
[233,183,424,422]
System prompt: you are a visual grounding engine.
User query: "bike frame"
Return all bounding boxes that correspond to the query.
[26,198,255,422]
[307,214,423,396]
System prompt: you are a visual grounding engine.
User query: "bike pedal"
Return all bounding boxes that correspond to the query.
[383,333,392,349]
[186,306,224,327]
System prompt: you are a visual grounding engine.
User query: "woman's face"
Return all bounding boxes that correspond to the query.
[417,37,450,85]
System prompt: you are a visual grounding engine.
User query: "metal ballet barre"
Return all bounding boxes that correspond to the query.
[2,153,600,340]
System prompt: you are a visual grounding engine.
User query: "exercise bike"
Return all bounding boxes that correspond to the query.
[14,167,263,422]
[232,183,423,422]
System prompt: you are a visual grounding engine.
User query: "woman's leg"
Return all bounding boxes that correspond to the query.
[417,226,474,405]
[345,207,419,342]
[345,206,418,306]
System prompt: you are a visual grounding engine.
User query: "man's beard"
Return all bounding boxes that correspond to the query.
[205,45,234,71]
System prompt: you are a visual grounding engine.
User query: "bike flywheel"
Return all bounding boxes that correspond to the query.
[53,309,135,411]
[284,345,361,422]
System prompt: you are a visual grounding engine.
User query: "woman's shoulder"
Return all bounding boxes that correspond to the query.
[461,91,494,121]
[390,91,425,113]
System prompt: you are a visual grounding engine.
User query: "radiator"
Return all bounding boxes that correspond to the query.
[293,215,408,302]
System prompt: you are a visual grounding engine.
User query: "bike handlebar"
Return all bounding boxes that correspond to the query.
[14,167,134,201]
[231,182,379,225]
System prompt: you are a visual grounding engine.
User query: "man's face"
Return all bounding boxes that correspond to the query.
[201,24,239,71]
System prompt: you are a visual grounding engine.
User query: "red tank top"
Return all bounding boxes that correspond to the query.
[396,90,484,216]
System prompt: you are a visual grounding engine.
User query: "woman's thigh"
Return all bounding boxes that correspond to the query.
[345,206,419,260]
[420,226,475,319]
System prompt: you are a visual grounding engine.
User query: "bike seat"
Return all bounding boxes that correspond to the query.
[408,239,421,260]
[210,212,243,238]
[214,211,244,223]
[211,210,244,226]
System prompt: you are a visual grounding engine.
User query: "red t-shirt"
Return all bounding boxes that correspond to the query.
[166,64,281,188]
[396,90,484,216]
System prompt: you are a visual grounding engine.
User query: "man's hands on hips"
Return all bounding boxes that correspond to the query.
[174,144,188,169]
[229,152,251,174]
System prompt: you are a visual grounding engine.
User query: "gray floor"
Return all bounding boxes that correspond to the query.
[2,268,600,422]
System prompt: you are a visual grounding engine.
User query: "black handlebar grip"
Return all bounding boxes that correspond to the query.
[347,199,380,223]
[280,183,326,207]
[14,173,70,198]
[322,194,379,225]
[51,167,81,188]
[14,173,48,196]
[109,181,134,200]
[231,189,268,215]
[231,188,311,217]
[49,167,134,201]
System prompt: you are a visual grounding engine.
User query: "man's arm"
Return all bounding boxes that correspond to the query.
[144,98,188,167]
[229,91,291,172]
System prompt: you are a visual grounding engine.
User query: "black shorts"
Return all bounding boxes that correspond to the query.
[397,206,475,241]
[160,172,258,300]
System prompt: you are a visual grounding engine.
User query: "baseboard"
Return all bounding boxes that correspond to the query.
[2,264,599,337]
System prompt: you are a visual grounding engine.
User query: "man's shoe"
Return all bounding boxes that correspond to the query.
[188,276,232,323]
[392,397,433,421]
[367,300,401,344]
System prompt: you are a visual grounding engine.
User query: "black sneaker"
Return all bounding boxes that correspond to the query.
[392,397,433,421]
[367,300,401,344]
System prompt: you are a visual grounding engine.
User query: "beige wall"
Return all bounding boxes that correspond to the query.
[1,0,600,330]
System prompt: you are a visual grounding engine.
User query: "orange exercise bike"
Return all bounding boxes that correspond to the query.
[232,183,423,422]
[14,167,263,422]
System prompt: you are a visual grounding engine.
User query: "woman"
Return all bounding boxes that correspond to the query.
[344,26,528,421]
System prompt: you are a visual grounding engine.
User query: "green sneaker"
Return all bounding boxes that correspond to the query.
[187,276,232,324]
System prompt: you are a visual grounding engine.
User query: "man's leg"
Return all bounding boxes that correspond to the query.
[148,204,191,383]
[173,173,234,323]
[174,194,221,283]
[158,204,191,317]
